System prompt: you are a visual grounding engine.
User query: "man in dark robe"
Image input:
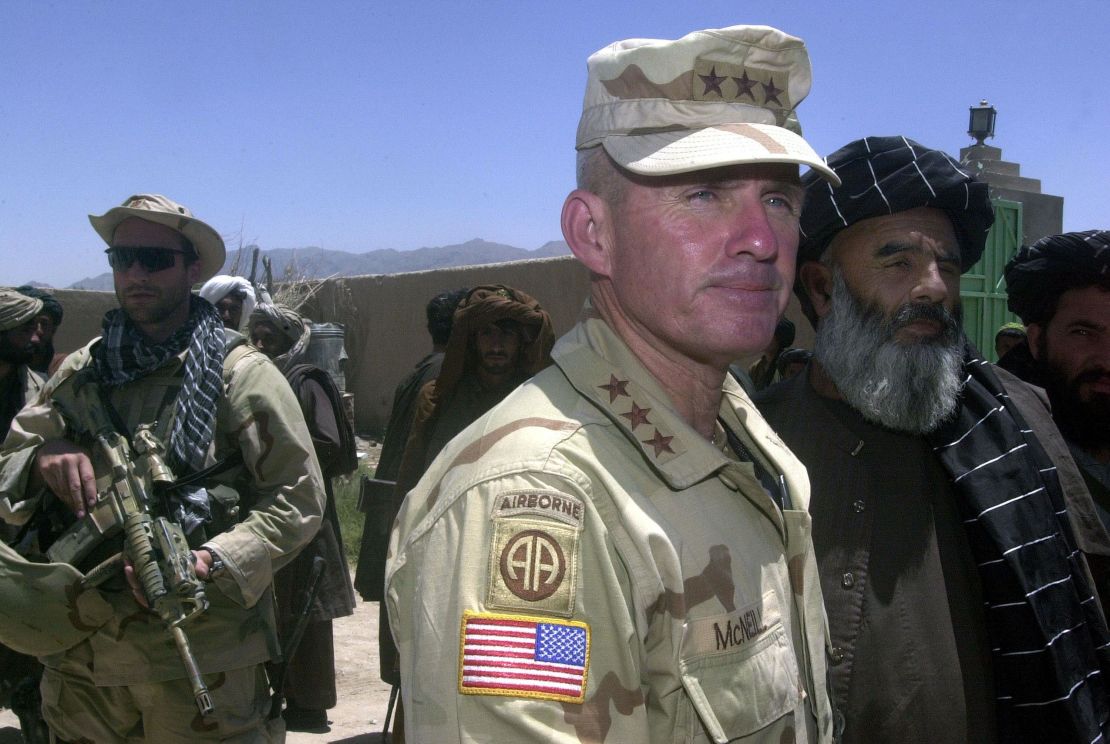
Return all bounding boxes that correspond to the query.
[14,287,64,376]
[383,284,553,741]
[353,287,467,602]
[249,302,358,732]
[756,136,1110,743]
[1005,232,1110,532]
[0,289,49,743]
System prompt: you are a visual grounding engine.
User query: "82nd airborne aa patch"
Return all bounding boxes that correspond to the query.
[487,515,580,617]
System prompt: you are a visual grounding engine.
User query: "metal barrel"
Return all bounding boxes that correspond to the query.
[305,322,347,392]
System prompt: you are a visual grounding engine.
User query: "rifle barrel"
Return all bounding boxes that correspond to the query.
[171,625,214,716]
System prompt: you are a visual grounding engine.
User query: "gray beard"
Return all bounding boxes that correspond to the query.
[813,271,964,434]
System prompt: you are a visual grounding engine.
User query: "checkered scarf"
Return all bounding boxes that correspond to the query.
[92,297,225,530]
[927,345,1110,741]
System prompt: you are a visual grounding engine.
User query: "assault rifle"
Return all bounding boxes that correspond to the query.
[46,405,214,716]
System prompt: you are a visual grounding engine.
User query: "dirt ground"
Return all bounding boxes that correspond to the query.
[0,599,395,743]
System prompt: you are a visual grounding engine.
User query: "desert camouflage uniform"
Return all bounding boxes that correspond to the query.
[0,338,325,742]
[386,311,833,743]
[19,364,45,407]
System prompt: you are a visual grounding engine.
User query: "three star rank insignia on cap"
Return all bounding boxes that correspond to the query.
[693,59,790,121]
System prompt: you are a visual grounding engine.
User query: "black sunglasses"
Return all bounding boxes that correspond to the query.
[105,246,186,273]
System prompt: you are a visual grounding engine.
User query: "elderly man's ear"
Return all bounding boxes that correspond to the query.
[799,261,834,319]
[561,190,613,278]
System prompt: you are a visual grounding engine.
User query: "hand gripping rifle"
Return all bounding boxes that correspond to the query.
[46,404,215,717]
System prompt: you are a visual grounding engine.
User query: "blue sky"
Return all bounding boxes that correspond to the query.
[2,1,1107,287]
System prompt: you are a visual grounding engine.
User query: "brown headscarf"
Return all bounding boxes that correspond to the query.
[0,290,42,333]
[394,285,554,497]
[428,285,554,412]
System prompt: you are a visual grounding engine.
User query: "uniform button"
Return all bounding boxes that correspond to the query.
[829,646,845,665]
[841,572,855,588]
[853,500,865,513]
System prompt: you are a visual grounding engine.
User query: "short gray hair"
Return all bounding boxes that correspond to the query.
[575,147,626,206]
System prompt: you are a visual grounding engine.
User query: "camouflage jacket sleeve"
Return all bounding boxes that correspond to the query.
[0,351,86,524]
[203,348,326,608]
[387,464,652,744]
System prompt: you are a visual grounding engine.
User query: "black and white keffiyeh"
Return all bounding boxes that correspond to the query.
[927,344,1110,742]
[92,297,225,531]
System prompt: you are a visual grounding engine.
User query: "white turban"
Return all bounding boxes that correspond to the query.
[198,275,257,333]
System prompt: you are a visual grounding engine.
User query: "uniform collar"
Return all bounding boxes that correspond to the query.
[552,305,765,490]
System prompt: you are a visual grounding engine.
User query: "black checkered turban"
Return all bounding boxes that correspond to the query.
[1004,230,1110,324]
[799,135,994,270]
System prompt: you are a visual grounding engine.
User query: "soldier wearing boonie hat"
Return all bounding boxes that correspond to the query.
[88,193,226,283]
[387,26,838,743]
[0,193,326,741]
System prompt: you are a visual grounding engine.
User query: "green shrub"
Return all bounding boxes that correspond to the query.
[334,461,376,565]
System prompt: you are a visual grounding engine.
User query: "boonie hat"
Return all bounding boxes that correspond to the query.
[89,194,226,282]
[0,542,113,657]
[576,25,839,183]
[0,289,43,332]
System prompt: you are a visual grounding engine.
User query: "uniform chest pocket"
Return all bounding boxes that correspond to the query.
[677,617,802,743]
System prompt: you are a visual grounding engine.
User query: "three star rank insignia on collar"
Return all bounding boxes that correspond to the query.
[595,373,678,461]
[598,374,629,403]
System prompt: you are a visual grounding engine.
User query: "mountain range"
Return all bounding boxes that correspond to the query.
[65,238,571,290]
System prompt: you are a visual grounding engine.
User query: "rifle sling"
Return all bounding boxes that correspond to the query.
[93,376,244,494]
[164,451,244,493]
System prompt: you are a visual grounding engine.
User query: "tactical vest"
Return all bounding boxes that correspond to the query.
[34,335,258,572]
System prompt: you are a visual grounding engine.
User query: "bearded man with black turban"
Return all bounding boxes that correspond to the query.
[756,136,1110,743]
[1006,231,1110,529]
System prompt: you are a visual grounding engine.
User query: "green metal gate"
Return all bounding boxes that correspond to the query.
[960,198,1023,360]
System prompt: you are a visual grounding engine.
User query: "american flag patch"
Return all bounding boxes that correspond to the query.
[458,611,590,703]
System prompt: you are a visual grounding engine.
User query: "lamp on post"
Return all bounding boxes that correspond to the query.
[968,99,997,146]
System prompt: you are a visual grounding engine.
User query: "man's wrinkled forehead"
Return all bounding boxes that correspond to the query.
[827,207,960,263]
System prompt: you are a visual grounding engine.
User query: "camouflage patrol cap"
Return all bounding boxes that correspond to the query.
[576,25,839,183]
[0,542,113,657]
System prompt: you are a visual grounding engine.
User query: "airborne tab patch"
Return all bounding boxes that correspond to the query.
[487,519,579,617]
[459,611,590,703]
[492,489,584,528]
